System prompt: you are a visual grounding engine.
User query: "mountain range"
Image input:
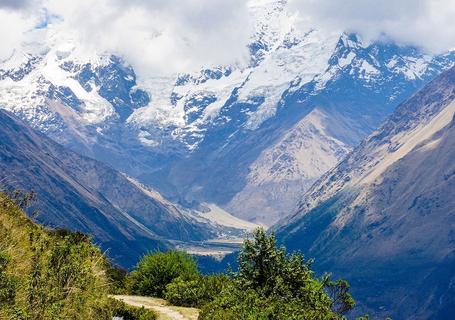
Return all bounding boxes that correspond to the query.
[0,108,253,268]
[275,66,455,319]
[1,0,453,227]
[0,1,455,317]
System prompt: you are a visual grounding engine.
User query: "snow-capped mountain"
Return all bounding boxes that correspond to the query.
[222,34,454,224]
[0,0,454,225]
[275,66,455,319]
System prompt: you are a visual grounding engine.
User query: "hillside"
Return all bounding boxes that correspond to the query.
[0,192,157,319]
[0,109,225,268]
[275,66,455,318]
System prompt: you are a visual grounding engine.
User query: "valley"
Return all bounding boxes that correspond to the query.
[0,0,454,318]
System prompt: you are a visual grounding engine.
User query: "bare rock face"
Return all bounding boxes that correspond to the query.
[226,108,350,225]
[275,66,455,319]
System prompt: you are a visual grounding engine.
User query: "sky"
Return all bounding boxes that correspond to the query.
[0,0,454,76]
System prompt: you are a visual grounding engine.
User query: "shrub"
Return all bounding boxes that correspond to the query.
[129,251,198,297]
[199,285,339,320]
[105,263,129,295]
[109,298,156,320]
[165,274,229,307]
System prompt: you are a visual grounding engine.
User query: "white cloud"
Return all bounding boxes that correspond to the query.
[289,0,455,53]
[0,0,453,75]
[0,2,39,60]
[43,0,253,76]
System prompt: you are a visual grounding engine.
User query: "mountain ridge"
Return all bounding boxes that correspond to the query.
[274,66,455,319]
[0,108,230,268]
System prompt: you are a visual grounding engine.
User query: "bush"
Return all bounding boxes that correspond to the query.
[105,263,129,295]
[109,298,156,320]
[199,285,336,320]
[129,251,198,297]
[165,274,229,308]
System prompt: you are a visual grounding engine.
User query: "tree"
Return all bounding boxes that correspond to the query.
[324,278,356,315]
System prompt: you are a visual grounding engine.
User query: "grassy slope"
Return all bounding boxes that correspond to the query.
[0,192,155,319]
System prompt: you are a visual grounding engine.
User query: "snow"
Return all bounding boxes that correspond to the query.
[0,50,33,71]
[0,26,118,134]
[386,55,433,80]
[176,69,247,123]
[359,60,380,79]
[0,0,452,154]
[240,29,339,129]
[128,76,184,128]
[338,52,356,68]
[40,48,116,123]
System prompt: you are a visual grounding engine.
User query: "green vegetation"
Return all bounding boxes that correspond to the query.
[165,274,228,308]
[131,229,355,319]
[199,228,354,319]
[1,189,357,319]
[109,299,156,320]
[0,191,156,320]
[129,250,199,298]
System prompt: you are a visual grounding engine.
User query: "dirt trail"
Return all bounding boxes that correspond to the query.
[111,295,199,320]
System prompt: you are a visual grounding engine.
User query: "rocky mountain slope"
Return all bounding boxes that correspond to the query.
[275,66,455,319]
[0,109,234,268]
[0,0,454,225]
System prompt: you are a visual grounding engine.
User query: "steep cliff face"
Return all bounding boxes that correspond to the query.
[275,67,455,319]
[0,109,223,268]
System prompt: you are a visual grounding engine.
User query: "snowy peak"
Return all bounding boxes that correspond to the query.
[314,33,455,93]
[1,1,453,154]
[0,0,454,228]
[127,0,340,150]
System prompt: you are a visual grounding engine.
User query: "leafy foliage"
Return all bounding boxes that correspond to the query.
[109,298,156,320]
[199,228,355,319]
[129,250,198,298]
[165,274,229,308]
